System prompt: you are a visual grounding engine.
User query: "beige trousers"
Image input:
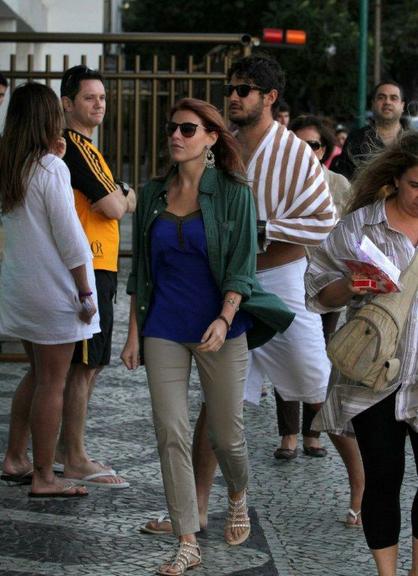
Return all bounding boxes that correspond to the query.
[144,334,249,536]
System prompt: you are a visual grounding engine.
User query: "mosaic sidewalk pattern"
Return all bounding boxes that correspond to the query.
[0,260,416,575]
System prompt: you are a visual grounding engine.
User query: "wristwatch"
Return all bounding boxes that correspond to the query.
[117,180,130,197]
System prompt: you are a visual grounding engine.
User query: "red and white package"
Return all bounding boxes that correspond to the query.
[342,236,402,294]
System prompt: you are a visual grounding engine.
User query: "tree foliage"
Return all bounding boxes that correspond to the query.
[122,0,418,121]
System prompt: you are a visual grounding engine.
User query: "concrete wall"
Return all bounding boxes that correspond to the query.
[0,0,105,126]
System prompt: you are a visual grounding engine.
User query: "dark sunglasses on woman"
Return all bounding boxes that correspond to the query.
[306,140,322,151]
[223,84,266,98]
[165,121,206,138]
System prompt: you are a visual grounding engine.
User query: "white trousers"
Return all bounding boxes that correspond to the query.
[245,258,330,405]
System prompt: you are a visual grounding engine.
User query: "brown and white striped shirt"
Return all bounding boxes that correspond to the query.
[246,122,336,247]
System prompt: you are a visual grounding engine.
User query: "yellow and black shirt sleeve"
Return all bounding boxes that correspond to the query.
[63,128,116,203]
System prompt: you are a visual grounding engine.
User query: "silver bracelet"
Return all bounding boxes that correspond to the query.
[224,297,239,311]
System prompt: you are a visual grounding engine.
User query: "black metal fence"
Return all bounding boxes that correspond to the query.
[1,32,253,189]
[0,32,252,360]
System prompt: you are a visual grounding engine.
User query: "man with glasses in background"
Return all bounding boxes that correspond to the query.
[332,80,407,180]
[57,65,136,488]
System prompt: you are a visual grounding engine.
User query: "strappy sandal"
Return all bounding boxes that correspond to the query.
[224,493,251,546]
[157,541,201,575]
[345,508,362,527]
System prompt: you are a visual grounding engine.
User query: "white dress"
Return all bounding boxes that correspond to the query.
[0,154,100,344]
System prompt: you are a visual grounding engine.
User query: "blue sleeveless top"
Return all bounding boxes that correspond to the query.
[142,210,252,343]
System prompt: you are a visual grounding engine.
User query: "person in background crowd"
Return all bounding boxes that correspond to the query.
[0,73,8,106]
[306,130,418,576]
[331,80,407,180]
[57,65,136,488]
[290,115,351,217]
[335,124,349,148]
[0,83,99,497]
[121,97,294,575]
[271,114,352,463]
[276,99,290,127]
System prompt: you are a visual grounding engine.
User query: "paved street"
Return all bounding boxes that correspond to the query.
[0,258,416,576]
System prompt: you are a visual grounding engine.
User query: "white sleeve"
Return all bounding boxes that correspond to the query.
[42,159,93,270]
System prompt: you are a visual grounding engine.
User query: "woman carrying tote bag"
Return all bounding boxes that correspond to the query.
[305,131,418,576]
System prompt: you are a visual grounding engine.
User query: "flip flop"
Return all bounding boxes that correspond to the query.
[344,509,362,527]
[29,482,88,498]
[1,471,33,485]
[53,460,116,475]
[63,470,130,489]
[140,513,173,534]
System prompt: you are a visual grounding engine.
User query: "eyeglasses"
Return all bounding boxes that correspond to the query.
[223,84,265,98]
[165,121,206,138]
[306,140,323,151]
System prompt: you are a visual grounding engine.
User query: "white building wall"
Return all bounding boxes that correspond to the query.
[0,0,105,125]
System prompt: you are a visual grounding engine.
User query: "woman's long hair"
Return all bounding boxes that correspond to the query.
[347,131,418,213]
[168,98,246,181]
[0,82,64,213]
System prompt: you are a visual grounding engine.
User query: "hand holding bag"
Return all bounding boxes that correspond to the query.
[326,251,418,392]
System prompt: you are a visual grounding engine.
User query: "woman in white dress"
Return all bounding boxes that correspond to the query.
[0,82,100,497]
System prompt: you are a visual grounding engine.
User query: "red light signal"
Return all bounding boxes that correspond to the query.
[263,28,307,46]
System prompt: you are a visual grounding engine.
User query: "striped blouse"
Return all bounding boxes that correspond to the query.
[305,199,418,436]
[247,122,336,247]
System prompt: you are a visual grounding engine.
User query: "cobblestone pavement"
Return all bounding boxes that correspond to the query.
[0,259,416,576]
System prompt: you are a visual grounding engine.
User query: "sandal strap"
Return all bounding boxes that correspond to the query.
[168,542,201,574]
[156,512,171,525]
[348,508,361,520]
[226,494,250,529]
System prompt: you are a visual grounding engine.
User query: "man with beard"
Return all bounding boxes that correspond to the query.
[141,53,364,535]
[332,81,406,180]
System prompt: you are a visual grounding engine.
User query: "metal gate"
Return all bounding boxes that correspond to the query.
[0,32,253,189]
[0,32,253,361]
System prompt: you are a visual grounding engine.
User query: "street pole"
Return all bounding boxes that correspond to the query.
[358,0,369,128]
[374,0,381,85]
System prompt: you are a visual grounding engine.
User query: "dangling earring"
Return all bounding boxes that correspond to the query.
[204,145,215,168]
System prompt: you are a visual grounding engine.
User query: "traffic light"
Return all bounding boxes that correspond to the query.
[262,28,307,47]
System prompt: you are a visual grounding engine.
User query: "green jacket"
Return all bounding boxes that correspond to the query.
[127,167,295,356]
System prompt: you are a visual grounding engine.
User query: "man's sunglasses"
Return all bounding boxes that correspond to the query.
[306,140,323,151]
[223,84,266,98]
[165,121,206,138]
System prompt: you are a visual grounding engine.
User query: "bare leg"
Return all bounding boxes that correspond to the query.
[411,537,418,576]
[56,367,101,461]
[60,364,126,485]
[60,363,96,466]
[371,544,398,576]
[328,432,364,523]
[30,342,86,495]
[2,341,35,476]
[193,403,217,529]
[281,434,298,450]
[308,399,364,521]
